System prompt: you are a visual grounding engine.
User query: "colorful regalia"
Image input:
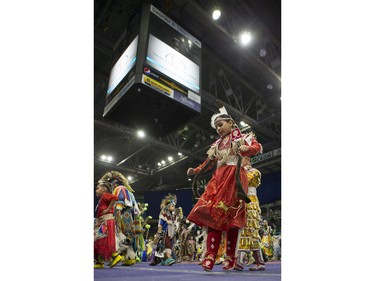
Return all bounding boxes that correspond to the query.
[235,161,266,271]
[149,194,179,266]
[94,182,123,269]
[187,130,262,231]
[99,171,139,266]
[261,221,273,259]
[94,192,118,261]
[133,203,152,259]
[186,107,263,272]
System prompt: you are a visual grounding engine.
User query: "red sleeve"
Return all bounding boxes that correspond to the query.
[240,138,262,157]
[102,192,118,202]
[193,158,217,174]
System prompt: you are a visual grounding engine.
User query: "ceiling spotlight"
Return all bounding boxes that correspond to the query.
[127,176,133,181]
[178,152,182,156]
[100,155,107,160]
[106,156,113,162]
[212,9,221,20]
[168,156,173,162]
[161,160,166,165]
[240,31,252,46]
[137,130,145,138]
[157,162,161,167]
[260,48,267,57]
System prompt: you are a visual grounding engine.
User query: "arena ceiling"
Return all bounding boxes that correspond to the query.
[94,0,281,197]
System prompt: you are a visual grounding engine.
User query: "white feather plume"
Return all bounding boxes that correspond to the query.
[218,106,228,114]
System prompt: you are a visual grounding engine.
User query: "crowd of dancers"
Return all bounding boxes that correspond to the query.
[94,104,281,272]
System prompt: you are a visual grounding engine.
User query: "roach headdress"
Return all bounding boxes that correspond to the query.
[160,193,177,209]
[98,170,135,193]
[210,101,233,128]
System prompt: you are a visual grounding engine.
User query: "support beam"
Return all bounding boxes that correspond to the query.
[201,90,280,139]
[95,119,206,162]
[94,159,151,177]
[116,145,150,166]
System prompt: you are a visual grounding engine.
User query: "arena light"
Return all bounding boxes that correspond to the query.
[240,31,252,46]
[168,156,173,162]
[137,130,145,138]
[212,9,221,20]
[100,154,113,162]
[260,48,267,57]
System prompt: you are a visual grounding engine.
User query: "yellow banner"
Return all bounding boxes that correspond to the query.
[143,75,173,96]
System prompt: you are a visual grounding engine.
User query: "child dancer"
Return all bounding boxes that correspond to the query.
[186,106,262,272]
[149,194,179,266]
[94,182,123,268]
[99,171,139,266]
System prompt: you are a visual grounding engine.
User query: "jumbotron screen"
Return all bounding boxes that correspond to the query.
[107,35,138,96]
[145,5,201,111]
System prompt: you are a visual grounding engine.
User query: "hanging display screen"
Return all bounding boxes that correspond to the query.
[107,35,139,95]
[146,34,199,93]
[144,5,201,112]
[103,4,202,134]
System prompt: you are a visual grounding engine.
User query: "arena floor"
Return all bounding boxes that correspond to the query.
[94,260,281,281]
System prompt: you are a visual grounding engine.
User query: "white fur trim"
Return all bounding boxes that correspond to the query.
[259,143,263,154]
[210,113,221,128]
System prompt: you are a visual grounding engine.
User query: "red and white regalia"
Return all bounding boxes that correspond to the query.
[187,131,262,231]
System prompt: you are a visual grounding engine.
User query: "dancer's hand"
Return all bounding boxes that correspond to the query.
[187,168,195,175]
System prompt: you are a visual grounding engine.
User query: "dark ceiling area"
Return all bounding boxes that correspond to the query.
[94,0,281,199]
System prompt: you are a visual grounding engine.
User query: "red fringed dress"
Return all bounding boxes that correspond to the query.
[187,131,262,232]
[94,193,118,260]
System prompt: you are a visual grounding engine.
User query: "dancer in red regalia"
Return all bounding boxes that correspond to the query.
[186,103,262,272]
[94,182,123,269]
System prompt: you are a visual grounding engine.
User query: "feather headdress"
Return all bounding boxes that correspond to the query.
[98,181,113,193]
[210,100,236,128]
[160,193,177,209]
[98,170,135,193]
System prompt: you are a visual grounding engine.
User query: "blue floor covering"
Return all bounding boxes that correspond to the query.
[94,260,281,281]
